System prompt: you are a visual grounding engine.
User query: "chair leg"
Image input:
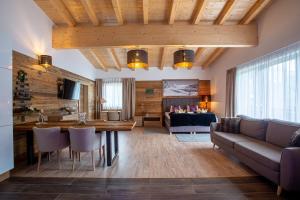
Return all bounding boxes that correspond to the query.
[102,145,106,167]
[78,152,81,162]
[277,186,282,196]
[57,150,61,169]
[37,151,42,172]
[91,151,95,171]
[72,151,76,171]
[99,148,102,161]
[213,144,216,149]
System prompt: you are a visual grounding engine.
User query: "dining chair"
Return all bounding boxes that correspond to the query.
[68,127,104,171]
[107,111,121,121]
[33,127,70,172]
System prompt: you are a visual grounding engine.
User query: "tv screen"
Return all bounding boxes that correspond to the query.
[59,79,80,100]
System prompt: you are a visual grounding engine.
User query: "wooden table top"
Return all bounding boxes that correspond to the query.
[14,120,136,132]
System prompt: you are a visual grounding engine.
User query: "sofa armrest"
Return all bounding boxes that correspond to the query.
[210,122,221,143]
[280,147,300,191]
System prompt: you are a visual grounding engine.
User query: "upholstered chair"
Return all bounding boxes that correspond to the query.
[68,127,104,171]
[107,111,121,121]
[33,127,70,172]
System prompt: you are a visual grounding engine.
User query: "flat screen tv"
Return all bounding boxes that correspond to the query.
[58,79,80,100]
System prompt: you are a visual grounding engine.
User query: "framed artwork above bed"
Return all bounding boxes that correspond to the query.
[163,79,199,97]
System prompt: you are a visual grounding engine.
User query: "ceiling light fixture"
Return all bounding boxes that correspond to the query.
[174,50,194,68]
[127,49,148,69]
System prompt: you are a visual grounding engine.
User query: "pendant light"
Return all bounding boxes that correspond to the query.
[174,50,194,68]
[38,55,52,68]
[127,49,148,69]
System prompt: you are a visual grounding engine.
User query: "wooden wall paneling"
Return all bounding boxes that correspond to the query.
[12,51,95,162]
[135,81,163,116]
[199,80,210,95]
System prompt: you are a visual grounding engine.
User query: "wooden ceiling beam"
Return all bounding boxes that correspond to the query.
[143,0,149,24]
[160,47,168,70]
[49,0,76,26]
[201,0,272,68]
[201,0,237,68]
[90,50,107,71]
[80,0,100,26]
[192,47,205,67]
[239,0,272,25]
[108,48,122,71]
[169,0,180,24]
[192,0,208,24]
[215,0,236,25]
[202,48,225,68]
[111,0,124,25]
[53,24,258,48]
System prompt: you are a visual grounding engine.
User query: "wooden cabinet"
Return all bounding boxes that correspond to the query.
[143,114,162,127]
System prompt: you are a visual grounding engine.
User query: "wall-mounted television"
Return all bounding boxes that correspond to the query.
[58,78,80,100]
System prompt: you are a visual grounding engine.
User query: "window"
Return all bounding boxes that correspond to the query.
[235,41,300,122]
[102,78,122,110]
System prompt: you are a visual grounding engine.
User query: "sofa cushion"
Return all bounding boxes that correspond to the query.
[238,115,268,141]
[220,117,241,133]
[266,120,300,147]
[289,129,300,147]
[213,131,253,148]
[235,140,282,171]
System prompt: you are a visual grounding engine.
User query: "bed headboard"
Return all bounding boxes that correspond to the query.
[162,97,200,112]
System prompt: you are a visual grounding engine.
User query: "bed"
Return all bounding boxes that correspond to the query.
[163,97,217,135]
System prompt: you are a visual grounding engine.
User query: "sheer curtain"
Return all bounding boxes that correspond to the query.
[102,78,123,110]
[235,41,300,122]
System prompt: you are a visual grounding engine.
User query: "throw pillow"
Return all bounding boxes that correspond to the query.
[189,105,198,112]
[220,117,241,134]
[289,129,300,147]
[169,105,174,112]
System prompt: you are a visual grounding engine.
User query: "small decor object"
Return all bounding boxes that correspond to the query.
[289,129,300,147]
[38,109,46,123]
[15,70,31,100]
[78,112,87,125]
[145,88,154,96]
[38,55,52,68]
[127,49,148,69]
[17,70,27,82]
[197,108,208,113]
[14,70,33,119]
[174,49,194,68]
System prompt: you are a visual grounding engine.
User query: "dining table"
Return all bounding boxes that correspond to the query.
[14,120,136,167]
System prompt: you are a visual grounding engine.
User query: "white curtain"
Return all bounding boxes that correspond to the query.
[102,78,123,110]
[235,41,300,122]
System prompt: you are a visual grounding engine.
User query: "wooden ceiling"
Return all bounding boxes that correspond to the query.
[34,0,272,71]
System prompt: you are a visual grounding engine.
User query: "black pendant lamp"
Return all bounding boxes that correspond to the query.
[127,49,148,69]
[38,55,52,68]
[174,50,194,68]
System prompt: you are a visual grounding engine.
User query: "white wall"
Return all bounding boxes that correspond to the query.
[95,67,211,80]
[209,0,300,117]
[0,0,96,80]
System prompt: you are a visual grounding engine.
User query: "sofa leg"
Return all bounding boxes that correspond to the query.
[277,186,282,196]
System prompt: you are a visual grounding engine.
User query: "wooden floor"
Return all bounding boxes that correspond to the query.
[1,176,299,200]
[12,127,255,178]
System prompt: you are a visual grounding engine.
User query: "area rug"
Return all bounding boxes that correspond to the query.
[175,133,211,142]
[143,127,169,134]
